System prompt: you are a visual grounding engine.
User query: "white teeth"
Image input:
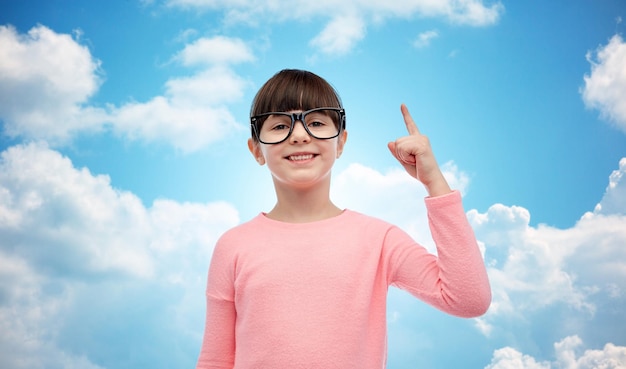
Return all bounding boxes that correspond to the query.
[288,154,314,161]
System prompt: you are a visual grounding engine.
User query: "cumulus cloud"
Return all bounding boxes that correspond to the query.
[486,347,550,369]
[466,156,626,325]
[164,0,504,55]
[107,34,254,152]
[174,35,254,66]
[467,157,626,361]
[0,25,106,143]
[0,143,239,368]
[109,65,248,152]
[582,34,626,132]
[470,205,593,318]
[469,203,626,323]
[0,25,253,152]
[310,13,366,56]
[486,336,626,369]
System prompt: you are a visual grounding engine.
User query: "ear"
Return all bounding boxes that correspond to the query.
[336,130,348,158]
[248,138,266,165]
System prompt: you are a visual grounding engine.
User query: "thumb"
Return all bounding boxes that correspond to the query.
[387,142,399,161]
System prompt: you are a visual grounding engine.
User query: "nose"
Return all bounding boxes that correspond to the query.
[289,119,311,143]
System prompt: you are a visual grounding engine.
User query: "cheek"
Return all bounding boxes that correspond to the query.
[261,146,282,166]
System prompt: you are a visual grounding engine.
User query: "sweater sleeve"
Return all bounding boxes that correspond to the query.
[388,190,491,318]
[196,238,236,369]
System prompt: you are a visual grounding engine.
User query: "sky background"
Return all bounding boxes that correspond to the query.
[1,0,626,368]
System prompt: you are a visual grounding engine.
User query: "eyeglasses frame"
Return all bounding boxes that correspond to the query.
[250,107,346,145]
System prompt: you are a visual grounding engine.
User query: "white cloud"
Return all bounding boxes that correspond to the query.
[0,25,106,143]
[106,35,255,152]
[110,65,248,152]
[485,346,550,369]
[445,0,504,26]
[469,204,626,321]
[0,251,107,369]
[310,13,366,56]
[164,0,504,55]
[1,142,154,278]
[582,34,626,133]
[593,157,626,216]
[465,158,626,364]
[0,25,253,152]
[332,161,469,249]
[413,30,439,48]
[486,336,626,369]
[469,204,594,317]
[466,157,626,322]
[167,0,504,26]
[174,35,254,66]
[0,143,240,368]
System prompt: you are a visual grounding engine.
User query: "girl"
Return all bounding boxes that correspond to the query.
[196,69,491,368]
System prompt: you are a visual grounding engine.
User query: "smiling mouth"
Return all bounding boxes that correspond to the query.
[287,154,316,161]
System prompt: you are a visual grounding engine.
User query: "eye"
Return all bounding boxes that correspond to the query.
[272,124,290,131]
[308,119,326,128]
[264,115,291,131]
[306,113,332,127]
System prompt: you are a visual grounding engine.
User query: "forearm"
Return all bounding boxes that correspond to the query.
[425,191,491,317]
[196,296,236,369]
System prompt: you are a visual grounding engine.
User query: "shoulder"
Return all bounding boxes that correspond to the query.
[210,214,267,258]
[216,214,264,244]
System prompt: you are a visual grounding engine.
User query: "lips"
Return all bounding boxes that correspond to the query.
[286,153,316,161]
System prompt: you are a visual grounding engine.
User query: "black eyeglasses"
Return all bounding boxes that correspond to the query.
[251,107,346,144]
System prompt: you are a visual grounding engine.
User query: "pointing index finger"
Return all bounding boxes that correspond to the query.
[401,103,421,136]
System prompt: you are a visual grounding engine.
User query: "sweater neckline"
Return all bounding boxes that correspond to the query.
[257,209,352,227]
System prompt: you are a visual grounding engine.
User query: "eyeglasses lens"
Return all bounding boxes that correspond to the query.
[257,109,341,144]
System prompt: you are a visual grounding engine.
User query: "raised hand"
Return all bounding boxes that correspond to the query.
[387,104,452,197]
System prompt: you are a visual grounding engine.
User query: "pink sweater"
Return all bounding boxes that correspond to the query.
[196,191,491,368]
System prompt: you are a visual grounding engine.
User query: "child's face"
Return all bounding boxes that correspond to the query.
[248,110,347,190]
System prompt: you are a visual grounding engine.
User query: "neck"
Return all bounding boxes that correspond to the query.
[267,179,342,223]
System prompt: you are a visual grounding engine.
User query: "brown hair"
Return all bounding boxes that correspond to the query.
[250,69,344,140]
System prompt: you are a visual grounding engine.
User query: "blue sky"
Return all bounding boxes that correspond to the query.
[1,0,625,368]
